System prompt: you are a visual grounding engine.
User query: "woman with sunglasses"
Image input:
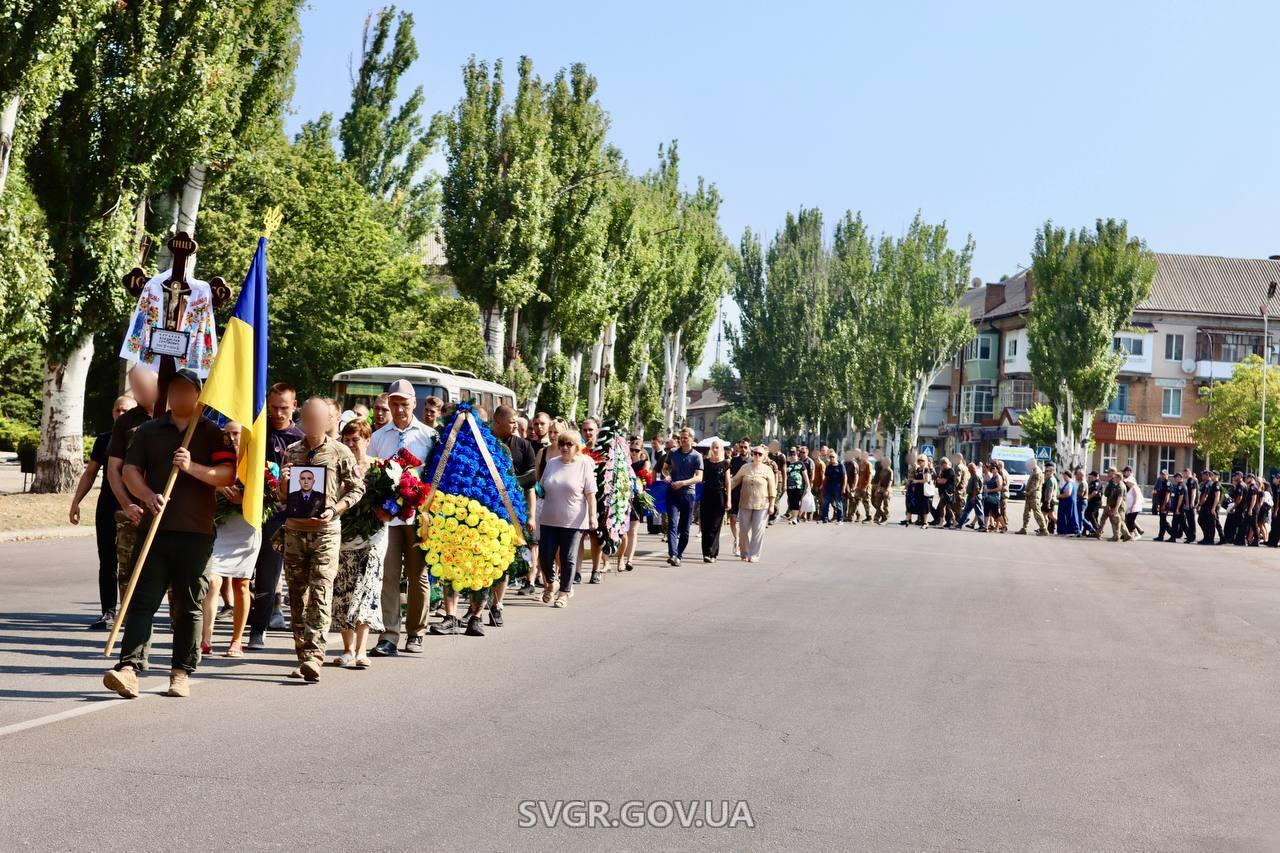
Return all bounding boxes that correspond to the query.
[537,428,597,608]
[730,446,777,562]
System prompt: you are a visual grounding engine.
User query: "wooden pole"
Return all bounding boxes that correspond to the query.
[103,405,205,657]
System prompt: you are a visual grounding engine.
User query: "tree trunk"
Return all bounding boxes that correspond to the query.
[675,353,689,429]
[481,305,506,372]
[586,331,605,419]
[31,335,94,493]
[0,95,19,198]
[908,375,928,452]
[153,190,181,270]
[891,426,903,483]
[566,349,584,421]
[631,357,650,435]
[661,330,681,435]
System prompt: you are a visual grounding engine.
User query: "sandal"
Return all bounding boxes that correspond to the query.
[330,652,354,667]
[200,640,213,655]
[223,641,244,658]
[353,656,371,669]
[553,593,568,608]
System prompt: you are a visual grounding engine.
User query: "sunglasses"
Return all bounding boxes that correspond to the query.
[557,440,575,448]
[751,451,763,456]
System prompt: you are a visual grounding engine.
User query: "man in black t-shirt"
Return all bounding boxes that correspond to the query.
[1165,473,1186,542]
[1152,471,1170,540]
[69,394,137,629]
[933,457,956,528]
[727,438,750,553]
[104,369,235,700]
[1197,471,1218,545]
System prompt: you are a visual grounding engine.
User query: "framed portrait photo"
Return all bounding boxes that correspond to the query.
[286,465,327,519]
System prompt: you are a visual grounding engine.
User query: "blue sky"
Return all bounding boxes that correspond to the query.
[288,0,1280,368]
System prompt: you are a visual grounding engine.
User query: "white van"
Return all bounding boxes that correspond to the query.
[990,445,1038,499]
[332,363,516,423]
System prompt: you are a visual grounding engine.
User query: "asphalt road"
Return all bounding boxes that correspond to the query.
[4,511,1280,851]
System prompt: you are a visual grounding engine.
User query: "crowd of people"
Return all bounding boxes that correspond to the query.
[78,372,809,700]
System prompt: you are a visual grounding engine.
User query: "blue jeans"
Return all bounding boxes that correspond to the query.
[538,525,583,593]
[958,496,985,527]
[667,489,696,559]
[822,490,844,522]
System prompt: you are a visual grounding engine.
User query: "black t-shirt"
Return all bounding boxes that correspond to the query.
[1087,480,1102,505]
[125,413,235,536]
[90,430,118,514]
[267,422,305,466]
[935,468,955,496]
[503,433,537,490]
[1200,480,1217,509]
[1167,482,1186,510]
[703,459,729,498]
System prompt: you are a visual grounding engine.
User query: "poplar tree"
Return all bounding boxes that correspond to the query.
[1027,218,1156,468]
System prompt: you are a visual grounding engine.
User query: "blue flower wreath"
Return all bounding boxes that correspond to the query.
[425,403,528,527]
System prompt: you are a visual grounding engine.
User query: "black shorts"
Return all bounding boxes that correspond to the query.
[786,488,804,512]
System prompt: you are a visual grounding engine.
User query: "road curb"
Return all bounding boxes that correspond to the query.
[0,526,97,543]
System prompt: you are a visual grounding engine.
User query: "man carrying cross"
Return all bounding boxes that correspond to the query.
[103,369,235,699]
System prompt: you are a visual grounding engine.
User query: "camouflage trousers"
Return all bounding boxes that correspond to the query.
[114,511,139,606]
[872,489,890,524]
[1019,498,1046,533]
[849,489,872,521]
[284,526,341,663]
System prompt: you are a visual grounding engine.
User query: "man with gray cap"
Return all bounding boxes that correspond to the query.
[368,379,437,656]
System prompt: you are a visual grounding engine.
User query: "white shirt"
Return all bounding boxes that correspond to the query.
[369,416,438,526]
[1125,481,1143,514]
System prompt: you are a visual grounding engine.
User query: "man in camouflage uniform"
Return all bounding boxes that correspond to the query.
[996,460,1012,532]
[850,451,874,522]
[871,458,892,524]
[279,398,365,682]
[1100,468,1129,541]
[1016,461,1047,535]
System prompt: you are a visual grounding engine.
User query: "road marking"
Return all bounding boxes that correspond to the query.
[0,686,167,739]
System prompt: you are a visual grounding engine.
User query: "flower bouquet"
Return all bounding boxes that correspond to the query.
[214,461,280,527]
[602,432,635,540]
[418,404,528,592]
[345,448,431,540]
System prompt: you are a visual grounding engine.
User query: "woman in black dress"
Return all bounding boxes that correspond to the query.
[700,440,731,562]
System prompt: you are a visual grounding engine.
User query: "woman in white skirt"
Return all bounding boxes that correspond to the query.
[202,421,260,657]
[331,419,386,668]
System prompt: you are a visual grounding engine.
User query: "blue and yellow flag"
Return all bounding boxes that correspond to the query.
[200,238,269,527]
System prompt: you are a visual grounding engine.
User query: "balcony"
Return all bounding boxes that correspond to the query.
[1114,332,1154,375]
[1194,360,1239,382]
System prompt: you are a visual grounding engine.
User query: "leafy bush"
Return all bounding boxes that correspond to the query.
[0,417,38,452]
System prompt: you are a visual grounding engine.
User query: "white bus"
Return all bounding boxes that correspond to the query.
[332,363,517,422]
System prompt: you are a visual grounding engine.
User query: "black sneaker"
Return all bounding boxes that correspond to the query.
[465,615,486,637]
[672,557,681,567]
[88,611,112,630]
[488,605,504,627]
[403,636,424,653]
[246,629,267,650]
[429,616,459,636]
[268,609,286,630]
[625,563,634,572]
[574,572,582,584]
[369,639,398,657]
[588,572,602,584]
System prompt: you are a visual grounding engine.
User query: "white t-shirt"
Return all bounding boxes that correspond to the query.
[538,454,597,530]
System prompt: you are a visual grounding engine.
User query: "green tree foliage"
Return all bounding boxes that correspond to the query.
[1027,219,1156,467]
[1191,355,1280,470]
[198,126,482,397]
[337,5,438,241]
[1018,402,1057,449]
[440,56,553,368]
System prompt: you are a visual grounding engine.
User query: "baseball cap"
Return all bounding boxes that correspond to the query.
[386,379,415,399]
[172,367,203,392]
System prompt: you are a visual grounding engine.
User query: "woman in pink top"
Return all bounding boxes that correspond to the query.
[537,428,598,608]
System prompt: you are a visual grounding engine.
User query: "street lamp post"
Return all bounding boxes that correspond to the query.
[1261,259,1280,475]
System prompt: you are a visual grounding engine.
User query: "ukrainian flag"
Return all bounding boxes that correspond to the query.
[200,238,269,527]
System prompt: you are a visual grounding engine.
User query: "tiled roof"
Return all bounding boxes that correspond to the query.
[970,253,1279,323]
[1091,421,1195,448]
[1139,253,1278,318]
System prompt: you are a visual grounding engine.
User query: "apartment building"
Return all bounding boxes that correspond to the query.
[940,253,1278,483]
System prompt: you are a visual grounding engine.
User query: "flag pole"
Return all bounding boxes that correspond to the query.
[103,404,205,657]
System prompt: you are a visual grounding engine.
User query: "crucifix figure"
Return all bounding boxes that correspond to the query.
[121,231,230,413]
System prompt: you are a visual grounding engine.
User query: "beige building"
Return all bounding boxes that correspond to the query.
[942,253,1278,483]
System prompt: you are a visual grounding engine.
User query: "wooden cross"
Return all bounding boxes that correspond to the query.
[120,231,231,414]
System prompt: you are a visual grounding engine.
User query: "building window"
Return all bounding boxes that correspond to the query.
[1162,387,1182,417]
[1001,378,1033,411]
[1221,333,1260,363]
[1114,336,1144,356]
[964,336,993,361]
[1101,443,1117,471]
[1006,337,1018,359]
[960,383,995,423]
[1158,445,1178,474]
[1107,383,1129,415]
[1164,334,1184,361]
